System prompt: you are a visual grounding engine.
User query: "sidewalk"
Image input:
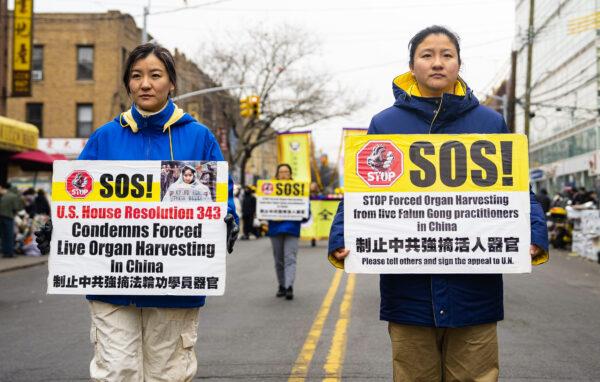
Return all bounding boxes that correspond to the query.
[0,255,48,273]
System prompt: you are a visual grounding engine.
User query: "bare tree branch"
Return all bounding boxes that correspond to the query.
[197,23,360,185]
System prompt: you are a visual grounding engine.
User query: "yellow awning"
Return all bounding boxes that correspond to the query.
[0,115,38,152]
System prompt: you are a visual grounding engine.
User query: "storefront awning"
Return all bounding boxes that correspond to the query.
[0,115,39,152]
[10,150,67,171]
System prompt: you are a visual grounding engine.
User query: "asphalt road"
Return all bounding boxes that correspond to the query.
[0,240,599,381]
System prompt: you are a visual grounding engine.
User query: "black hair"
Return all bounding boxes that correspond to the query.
[276,163,293,180]
[122,43,177,94]
[408,25,461,68]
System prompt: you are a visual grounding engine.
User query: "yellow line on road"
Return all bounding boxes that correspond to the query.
[322,273,356,381]
[288,269,344,382]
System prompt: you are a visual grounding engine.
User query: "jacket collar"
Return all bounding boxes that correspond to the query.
[391,71,479,121]
[119,98,186,133]
[392,71,467,98]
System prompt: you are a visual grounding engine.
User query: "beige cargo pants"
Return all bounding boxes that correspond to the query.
[388,321,499,382]
[89,300,200,382]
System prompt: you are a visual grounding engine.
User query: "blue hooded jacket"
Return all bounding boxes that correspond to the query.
[79,99,238,308]
[328,73,549,327]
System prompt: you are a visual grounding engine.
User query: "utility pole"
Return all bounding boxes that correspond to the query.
[507,50,517,133]
[0,0,8,115]
[523,0,535,137]
[142,0,150,44]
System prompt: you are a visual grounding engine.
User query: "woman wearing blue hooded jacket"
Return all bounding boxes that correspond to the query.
[36,43,238,381]
[328,26,549,382]
[268,163,301,300]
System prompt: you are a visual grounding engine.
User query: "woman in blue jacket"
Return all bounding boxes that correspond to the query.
[328,26,549,381]
[37,43,238,381]
[268,163,301,300]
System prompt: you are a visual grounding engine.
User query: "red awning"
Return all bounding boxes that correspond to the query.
[10,150,67,171]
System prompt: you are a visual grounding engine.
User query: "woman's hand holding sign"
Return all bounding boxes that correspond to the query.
[35,220,53,255]
[225,213,239,254]
[331,247,350,261]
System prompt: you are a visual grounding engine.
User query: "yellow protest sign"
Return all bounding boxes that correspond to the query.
[48,160,230,296]
[256,180,310,221]
[343,134,532,274]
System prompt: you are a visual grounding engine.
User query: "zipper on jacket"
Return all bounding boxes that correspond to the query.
[430,276,438,327]
[428,97,444,134]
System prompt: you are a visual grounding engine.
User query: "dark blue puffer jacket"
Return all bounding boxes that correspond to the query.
[328,73,549,327]
[79,99,238,308]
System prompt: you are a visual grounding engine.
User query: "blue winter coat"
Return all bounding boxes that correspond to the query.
[267,220,302,237]
[328,73,549,327]
[79,99,238,308]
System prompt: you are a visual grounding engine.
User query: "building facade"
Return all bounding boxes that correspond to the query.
[5,11,238,156]
[513,0,600,193]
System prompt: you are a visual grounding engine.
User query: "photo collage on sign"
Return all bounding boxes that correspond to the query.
[160,161,218,203]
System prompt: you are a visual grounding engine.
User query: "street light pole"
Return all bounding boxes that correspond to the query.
[524,0,535,137]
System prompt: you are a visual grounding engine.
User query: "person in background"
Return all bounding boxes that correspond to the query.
[268,163,302,300]
[233,184,242,223]
[35,42,239,381]
[241,186,259,240]
[328,25,548,381]
[22,188,36,218]
[573,187,591,205]
[0,182,25,258]
[536,188,551,214]
[34,189,51,217]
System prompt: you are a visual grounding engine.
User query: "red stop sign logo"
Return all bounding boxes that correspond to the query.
[261,182,274,195]
[356,141,403,187]
[66,170,93,199]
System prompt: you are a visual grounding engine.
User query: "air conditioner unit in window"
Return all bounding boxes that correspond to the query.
[32,70,42,81]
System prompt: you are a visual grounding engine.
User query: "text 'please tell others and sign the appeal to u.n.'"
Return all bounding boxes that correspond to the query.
[47,160,229,295]
[344,134,531,274]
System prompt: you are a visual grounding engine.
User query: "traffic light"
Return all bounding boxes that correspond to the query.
[239,97,252,118]
[240,95,260,119]
[249,95,260,118]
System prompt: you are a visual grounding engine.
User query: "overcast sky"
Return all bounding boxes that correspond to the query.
[18,0,516,162]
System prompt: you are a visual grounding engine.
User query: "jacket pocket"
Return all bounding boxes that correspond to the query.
[181,331,197,349]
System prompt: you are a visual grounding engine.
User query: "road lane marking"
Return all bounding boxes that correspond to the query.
[288,269,344,382]
[322,273,356,381]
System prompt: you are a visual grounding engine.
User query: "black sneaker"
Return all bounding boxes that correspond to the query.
[285,286,294,300]
[276,286,286,297]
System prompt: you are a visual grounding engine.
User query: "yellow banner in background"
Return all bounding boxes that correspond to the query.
[277,132,311,182]
[345,134,529,193]
[301,200,340,240]
[12,0,33,96]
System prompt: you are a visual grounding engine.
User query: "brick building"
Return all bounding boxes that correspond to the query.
[5,11,236,155]
[4,10,281,186]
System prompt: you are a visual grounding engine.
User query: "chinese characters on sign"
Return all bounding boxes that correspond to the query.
[12,0,33,96]
[256,180,310,221]
[344,134,532,274]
